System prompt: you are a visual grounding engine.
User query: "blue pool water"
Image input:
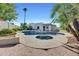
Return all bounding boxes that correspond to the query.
[22,30,65,40]
[22,30,65,35]
[36,35,53,40]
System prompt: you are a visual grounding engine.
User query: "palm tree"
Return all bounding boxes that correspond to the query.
[51,3,79,40]
[51,4,71,30]
[23,8,27,23]
[21,8,28,30]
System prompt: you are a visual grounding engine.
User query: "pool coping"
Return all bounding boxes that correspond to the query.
[16,32,68,49]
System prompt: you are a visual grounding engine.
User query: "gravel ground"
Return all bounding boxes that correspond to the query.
[0,44,78,56]
[0,35,78,56]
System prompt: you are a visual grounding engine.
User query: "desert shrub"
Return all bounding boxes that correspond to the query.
[20,23,28,30]
[0,29,16,36]
[12,28,21,32]
[27,26,33,30]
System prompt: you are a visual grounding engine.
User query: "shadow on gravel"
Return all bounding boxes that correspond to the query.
[63,45,79,54]
[0,44,17,48]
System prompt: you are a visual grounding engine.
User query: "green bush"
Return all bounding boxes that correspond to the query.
[0,27,21,36]
[0,29,16,36]
[12,28,21,32]
[20,23,28,30]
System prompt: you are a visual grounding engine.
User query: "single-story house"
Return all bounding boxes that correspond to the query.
[29,23,59,32]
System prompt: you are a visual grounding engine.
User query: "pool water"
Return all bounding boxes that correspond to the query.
[36,35,53,40]
[22,31,65,40]
[22,30,65,35]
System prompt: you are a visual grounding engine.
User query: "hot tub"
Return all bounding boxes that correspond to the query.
[36,35,53,40]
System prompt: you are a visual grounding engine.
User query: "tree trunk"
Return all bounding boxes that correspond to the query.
[68,24,79,41]
[8,21,10,29]
[24,11,26,23]
[73,18,79,37]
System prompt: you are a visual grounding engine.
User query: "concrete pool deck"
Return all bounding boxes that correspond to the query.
[16,32,68,49]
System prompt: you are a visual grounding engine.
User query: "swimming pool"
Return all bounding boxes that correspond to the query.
[22,30,65,35]
[16,30,68,49]
[22,30,65,40]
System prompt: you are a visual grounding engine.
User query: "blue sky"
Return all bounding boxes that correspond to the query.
[14,3,55,26]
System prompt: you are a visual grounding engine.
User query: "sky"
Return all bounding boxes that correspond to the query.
[14,3,60,26]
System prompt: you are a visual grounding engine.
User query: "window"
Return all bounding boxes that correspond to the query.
[47,27,48,29]
[43,26,45,31]
[37,26,39,29]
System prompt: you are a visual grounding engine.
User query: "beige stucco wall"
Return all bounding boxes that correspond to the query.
[30,23,43,31]
[0,21,18,30]
[29,23,59,32]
